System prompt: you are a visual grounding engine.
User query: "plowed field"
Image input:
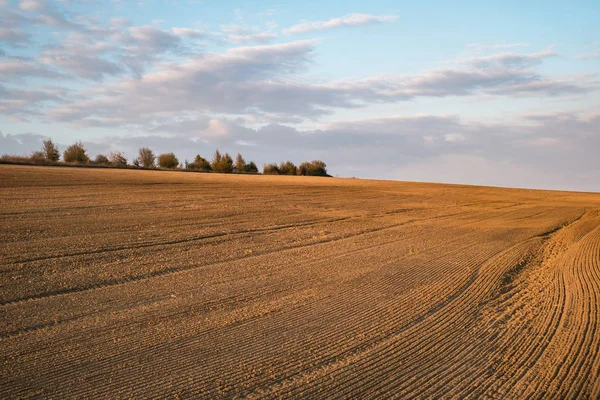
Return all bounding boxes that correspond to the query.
[1,165,600,398]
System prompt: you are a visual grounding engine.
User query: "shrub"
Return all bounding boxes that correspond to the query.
[212,149,234,173]
[94,154,110,165]
[109,151,128,167]
[235,153,246,173]
[42,139,60,161]
[137,147,155,168]
[263,163,280,175]
[157,152,179,169]
[1,154,36,163]
[244,161,259,174]
[279,161,297,175]
[31,151,46,162]
[63,141,89,163]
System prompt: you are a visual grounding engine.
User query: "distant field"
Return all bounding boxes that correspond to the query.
[1,165,600,398]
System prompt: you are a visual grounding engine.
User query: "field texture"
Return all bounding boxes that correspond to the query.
[1,165,600,399]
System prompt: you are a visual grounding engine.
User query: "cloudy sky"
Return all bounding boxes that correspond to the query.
[1,0,599,191]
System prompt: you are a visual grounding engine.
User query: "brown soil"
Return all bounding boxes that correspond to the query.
[1,165,599,398]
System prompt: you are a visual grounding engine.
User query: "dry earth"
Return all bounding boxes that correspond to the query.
[1,165,600,399]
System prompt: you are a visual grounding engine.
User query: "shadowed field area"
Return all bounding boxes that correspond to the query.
[1,165,600,398]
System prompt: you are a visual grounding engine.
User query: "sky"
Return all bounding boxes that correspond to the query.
[0,0,599,191]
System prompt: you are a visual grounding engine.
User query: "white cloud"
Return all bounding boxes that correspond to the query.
[19,0,45,11]
[219,24,277,44]
[459,50,557,69]
[228,32,277,44]
[0,57,64,80]
[17,44,587,128]
[127,25,179,48]
[172,27,205,38]
[284,13,397,34]
[444,133,466,142]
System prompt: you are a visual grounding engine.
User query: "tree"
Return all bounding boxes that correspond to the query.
[187,154,211,171]
[244,161,259,174]
[263,163,280,175]
[308,160,327,176]
[222,153,234,173]
[42,139,60,161]
[297,162,309,176]
[109,151,128,167]
[235,153,246,173]
[63,141,89,163]
[298,160,328,176]
[137,147,155,168]
[157,152,179,169]
[279,161,297,175]
[211,149,222,170]
[212,149,234,173]
[94,154,110,165]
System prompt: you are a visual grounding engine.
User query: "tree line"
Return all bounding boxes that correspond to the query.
[1,139,329,176]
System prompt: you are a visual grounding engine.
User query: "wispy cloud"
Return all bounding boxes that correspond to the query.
[466,43,530,51]
[1,37,589,127]
[574,52,600,60]
[219,23,277,44]
[284,13,397,34]
[171,27,205,38]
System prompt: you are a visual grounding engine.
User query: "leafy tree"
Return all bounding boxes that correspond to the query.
[263,163,280,175]
[196,155,212,171]
[212,149,234,173]
[298,160,328,176]
[211,149,222,170]
[308,160,327,176]
[244,161,259,174]
[278,161,297,175]
[235,153,246,173]
[137,147,155,168]
[297,162,309,176]
[94,154,110,165]
[187,154,211,171]
[157,152,179,169]
[63,141,89,163]
[42,139,60,161]
[109,151,128,167]
[222,153,234,173]
[212,149,221,163]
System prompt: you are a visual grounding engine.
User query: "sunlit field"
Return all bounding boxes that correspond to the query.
[2,165,600,398]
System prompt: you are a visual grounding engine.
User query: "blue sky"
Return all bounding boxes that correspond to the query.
[1,0,599,190]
